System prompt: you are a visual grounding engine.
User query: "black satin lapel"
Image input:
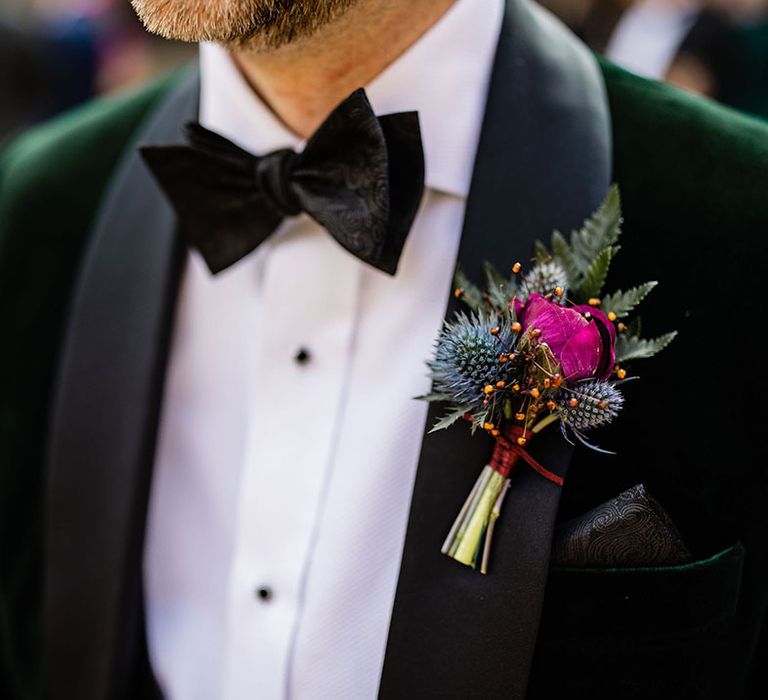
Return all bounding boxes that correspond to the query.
[379,1,611,698]
[44,70,199,700]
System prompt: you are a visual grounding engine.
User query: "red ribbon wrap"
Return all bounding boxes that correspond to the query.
[489,425,564,486]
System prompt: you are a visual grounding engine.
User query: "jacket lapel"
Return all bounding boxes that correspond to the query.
[44,71,199,700]
[379,1,611,697]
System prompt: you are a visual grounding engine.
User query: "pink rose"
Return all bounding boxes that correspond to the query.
[513,294,616,381]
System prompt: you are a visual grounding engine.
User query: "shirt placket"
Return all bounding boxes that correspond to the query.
[222,221,361,700]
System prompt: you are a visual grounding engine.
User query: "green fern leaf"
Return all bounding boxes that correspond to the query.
[534,239,551,264]
[602,281,658,318]
[470,409,490,435]
[430,407,469,433]
[574,247,615,300]
[551,230,580,288]
[454,267,484,311]
[570,184,623,272]
[415,392,452,402]
[615,331,677,364]
[484,261,514,312]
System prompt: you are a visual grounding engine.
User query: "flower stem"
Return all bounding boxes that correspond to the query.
[447,466,493,558]
[441,467,489,555]
[531,412,559,434]
[453,468,506,568]
[480,478,511,574]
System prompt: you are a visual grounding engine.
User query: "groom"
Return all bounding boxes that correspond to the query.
[1,0,767,698]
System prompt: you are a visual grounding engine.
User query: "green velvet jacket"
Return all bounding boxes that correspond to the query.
[2,59,768,699]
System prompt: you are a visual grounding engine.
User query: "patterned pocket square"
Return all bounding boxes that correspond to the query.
[551,483,692,568]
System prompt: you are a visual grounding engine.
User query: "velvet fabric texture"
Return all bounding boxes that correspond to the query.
[535,545,746,697]
[2,60,768,698]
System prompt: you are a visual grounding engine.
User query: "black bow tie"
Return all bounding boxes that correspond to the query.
[140,89,425,276]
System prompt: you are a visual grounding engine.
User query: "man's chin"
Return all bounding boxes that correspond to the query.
[130,0,359,50]
[130,0,258,45]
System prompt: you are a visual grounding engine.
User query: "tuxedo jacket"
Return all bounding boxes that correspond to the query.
[2,2,768,698]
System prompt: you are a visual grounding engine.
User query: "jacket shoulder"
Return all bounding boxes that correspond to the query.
[0,70,181,242]
[600,56,768,154]
[0,68,184,700]
[599,58,768,224]
[0,69,184,355]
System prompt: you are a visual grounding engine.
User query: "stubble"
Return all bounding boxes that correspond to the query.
[131,0,358,50]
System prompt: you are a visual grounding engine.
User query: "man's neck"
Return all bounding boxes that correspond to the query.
[230,0,457,138]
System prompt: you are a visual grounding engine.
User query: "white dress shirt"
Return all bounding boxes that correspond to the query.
[143,1,503,698]
[605,0,698,80]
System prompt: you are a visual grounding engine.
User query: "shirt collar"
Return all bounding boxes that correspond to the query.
[199,0,503,199]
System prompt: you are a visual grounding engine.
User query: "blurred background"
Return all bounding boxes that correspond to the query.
[543,0,768,117]
[1,0,193,143]
[2,0,768,144]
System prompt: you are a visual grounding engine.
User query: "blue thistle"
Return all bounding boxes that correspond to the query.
[428,312,519,415]
[520,261,568,301]
[557,380,624,432]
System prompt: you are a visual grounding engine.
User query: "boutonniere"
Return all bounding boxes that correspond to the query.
[422,186,677,574]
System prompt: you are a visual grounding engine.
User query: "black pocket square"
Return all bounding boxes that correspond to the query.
[551,483,692,568]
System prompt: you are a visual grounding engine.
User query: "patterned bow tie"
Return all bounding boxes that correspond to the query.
[140,89,425,276]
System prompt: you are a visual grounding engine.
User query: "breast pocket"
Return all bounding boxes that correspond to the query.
[528,544,745,699]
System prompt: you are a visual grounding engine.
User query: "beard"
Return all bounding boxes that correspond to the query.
[130,0,359,50]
